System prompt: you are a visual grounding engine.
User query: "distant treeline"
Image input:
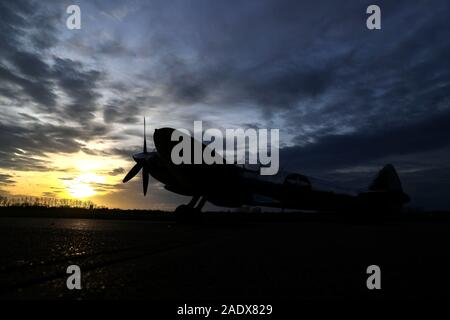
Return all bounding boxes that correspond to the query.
[0,196,100,209]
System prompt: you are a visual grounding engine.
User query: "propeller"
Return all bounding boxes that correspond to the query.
[123,118,155,196]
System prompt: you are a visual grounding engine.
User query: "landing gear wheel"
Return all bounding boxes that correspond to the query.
[175,204,203,224]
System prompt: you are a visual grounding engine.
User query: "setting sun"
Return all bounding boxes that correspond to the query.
[0,150,130,204]
[65,173,107,199]
[67,182,95,199]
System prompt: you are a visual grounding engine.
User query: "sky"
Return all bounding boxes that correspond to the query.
[0,0,449,210]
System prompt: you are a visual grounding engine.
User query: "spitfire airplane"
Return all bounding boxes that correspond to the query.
[123,120,410,221]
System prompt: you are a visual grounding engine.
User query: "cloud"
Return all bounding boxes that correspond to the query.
[109,167,125,176]
[0,173,15,185]
[52,58,103,122]
[0,121,108,171]
[282,109,450,171]
[0,0,61,109]
[0,0,111,173]
[0,62,56,109]
[103,100,140,124]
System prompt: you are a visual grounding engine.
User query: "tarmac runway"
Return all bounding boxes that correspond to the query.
[1,215,450,300]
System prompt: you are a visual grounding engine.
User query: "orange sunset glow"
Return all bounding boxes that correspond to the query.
[0,150,127,203]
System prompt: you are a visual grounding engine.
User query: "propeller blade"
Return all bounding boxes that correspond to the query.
[123,163,142,183]
[142,165,149,195]
[143,117,147,153]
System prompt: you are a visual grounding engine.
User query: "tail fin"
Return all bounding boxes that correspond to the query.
[361,164,411,209]
[369,164,403,192]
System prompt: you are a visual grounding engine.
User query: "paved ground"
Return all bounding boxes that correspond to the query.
[0,216,450,300]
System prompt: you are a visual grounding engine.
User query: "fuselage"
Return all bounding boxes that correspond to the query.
[146,152,379,211]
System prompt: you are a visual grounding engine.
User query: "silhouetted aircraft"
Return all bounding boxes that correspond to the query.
[123,120,410,221]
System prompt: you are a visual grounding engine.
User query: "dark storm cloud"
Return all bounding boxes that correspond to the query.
[0,0,112,172]
[0,0,60,50]
[282,109,450,171]
[0,0,104,120]
[135,0,450,146]
[0,121,108,171]
[0,63,56,108]
[0,1,36,52]
[0,53,103,119]
[11,51,52,79]
[103,99,140,124]
[0,0,61,109]
[102,92,164,129]
[137,0,333,105]
[52,58,103,122]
